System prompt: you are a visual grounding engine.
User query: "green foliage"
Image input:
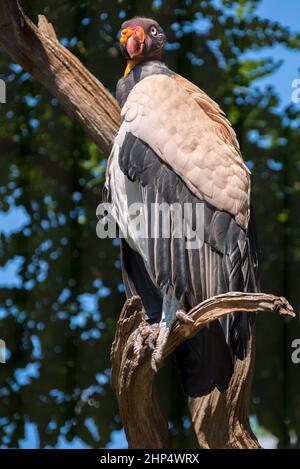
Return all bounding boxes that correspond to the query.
[0,0,300,449]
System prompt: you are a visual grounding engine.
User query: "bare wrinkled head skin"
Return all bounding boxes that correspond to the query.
[120,17,166,62]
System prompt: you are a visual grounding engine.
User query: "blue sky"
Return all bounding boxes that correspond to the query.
[255,0,300,105]
[258,0,299,30]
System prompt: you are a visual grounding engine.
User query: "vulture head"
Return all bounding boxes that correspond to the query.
[120,17,166,76]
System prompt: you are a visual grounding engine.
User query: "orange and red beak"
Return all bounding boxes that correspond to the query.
[120,26,145,59]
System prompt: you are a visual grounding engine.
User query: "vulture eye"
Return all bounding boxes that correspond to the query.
[150,25,158,36]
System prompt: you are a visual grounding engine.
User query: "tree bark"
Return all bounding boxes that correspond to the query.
[0,1,296,450]
[110,297,170,449]
[188,336,258,448]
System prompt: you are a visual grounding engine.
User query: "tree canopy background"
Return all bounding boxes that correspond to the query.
[0,0,300,449]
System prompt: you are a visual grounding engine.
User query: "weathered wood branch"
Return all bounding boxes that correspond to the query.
[0,0,121,155]
[110,293,294,449]
[189,335,258,448]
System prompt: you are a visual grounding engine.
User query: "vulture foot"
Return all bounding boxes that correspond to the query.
[151,322,170,372]
[133,323,160,359]
[176,310,194,324]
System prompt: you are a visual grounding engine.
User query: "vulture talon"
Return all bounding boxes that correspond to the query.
[176,310,194,324]
[134,324,160,357]
[146,334,156,351]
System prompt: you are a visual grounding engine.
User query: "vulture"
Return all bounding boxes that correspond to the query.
[103,17,259,397]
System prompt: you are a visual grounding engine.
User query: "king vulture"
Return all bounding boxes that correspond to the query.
[103,17,259,397]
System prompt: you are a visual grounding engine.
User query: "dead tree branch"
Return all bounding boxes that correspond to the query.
[111,293,294,449]
[0,0,121,155]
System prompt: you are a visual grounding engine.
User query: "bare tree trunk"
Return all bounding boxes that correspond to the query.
[110,297,170,449]
[0,1,296,450]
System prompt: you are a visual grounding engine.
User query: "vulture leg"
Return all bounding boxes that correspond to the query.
[151,290,187,371]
